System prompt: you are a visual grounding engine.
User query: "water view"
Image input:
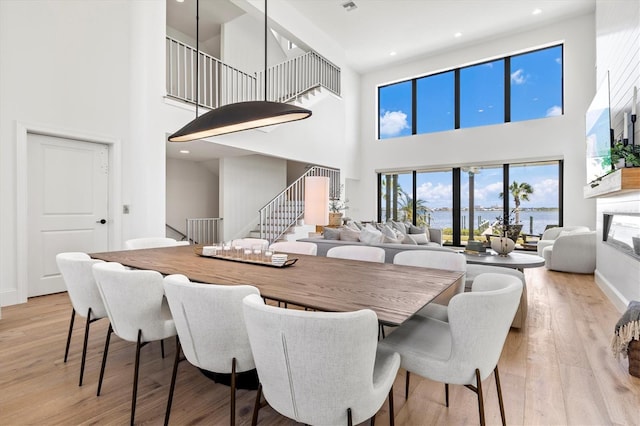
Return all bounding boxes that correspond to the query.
[419,209,559,236]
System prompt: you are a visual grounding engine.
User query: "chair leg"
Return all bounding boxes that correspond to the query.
[388,387,394,426]
[161,339,165,359]
[405,371,410,400]
[79,307,93,386]
[494,366,506,426]
[131,329,143,426]
[64,308,76,363]
[474,368,485,426]
[347,407,353,426]
[164,336,181,426]
[370,412,376,426]
[251,383,263,426]
[445,383,449,407]
[97,323,113,397]
[230,358,237,426]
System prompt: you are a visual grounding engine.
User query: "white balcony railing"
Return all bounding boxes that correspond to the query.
[166,36,257,109]
[166,37,340,109]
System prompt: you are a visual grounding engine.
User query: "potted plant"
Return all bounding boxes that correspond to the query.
[610,141,640,168]
[490,209,518,256]
[328,186,348,226]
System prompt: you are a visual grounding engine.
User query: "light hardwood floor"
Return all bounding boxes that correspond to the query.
[1,267,639,425]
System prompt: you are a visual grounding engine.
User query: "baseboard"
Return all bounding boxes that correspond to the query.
[594,269,628,313]
[0,288,22,307]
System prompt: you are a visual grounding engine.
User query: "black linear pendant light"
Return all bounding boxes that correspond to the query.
[168,0,312,142]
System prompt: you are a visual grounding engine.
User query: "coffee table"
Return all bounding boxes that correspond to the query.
[462,250,545,271]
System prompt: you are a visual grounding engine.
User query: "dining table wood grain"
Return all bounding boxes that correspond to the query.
[90,245,464,326]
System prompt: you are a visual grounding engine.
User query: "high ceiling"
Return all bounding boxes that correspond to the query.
[165,0,595,161]
[283,0,595,73]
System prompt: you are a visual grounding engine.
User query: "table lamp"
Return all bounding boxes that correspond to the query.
[304,176,329,235]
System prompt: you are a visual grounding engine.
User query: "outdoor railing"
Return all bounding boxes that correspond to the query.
[259,166,340,244]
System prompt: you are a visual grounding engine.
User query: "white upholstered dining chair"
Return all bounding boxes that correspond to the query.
[379,273,522,426]
[268,241,317,256]
[230,238,269,249]
[242,294,400,425]
[56,252,107,386]
[393,250,467,321]
[124,237,189,250]
[163,275,260,426]
[326,245,386,263]
[92,262,177,425]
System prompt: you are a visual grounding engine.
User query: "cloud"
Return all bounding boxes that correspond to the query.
[546,105,562,117]
[379,110,409,137]
[510,68,527,85]
[417,182,453,203]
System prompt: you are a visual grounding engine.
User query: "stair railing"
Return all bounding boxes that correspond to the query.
[256,50,341,104]
[186,217,223,245]
[259,166,340,244]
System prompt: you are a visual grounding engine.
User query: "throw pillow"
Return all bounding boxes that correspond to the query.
[359,225,384,245]
[381,225,397,239]
[383,235,402,244]
[345,221,360,232]
[407,223,426,234]
[402,234,418,245]
[323,227,341,240]
[391,220,408,235]
[340,228,361,242]
[410,232,430,245]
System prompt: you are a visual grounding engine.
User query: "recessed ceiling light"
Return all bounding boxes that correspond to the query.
[176,0,184,3]
[390,51,397,56]
[532,8,542,15]
[342,1,357,12]
[179,150,190,154]
[454,32,462,38]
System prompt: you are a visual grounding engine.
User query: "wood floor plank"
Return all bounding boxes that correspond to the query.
[1,267,640,425]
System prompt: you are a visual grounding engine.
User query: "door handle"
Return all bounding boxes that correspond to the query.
[96,219,107,224]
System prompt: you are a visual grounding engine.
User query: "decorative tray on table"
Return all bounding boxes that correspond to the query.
[193,246,298,268]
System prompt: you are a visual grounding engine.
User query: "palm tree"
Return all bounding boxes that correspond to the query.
[397,188,430,226]
[499,181,534,223]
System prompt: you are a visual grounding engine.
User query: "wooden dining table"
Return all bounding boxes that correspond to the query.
[90,245,464,326]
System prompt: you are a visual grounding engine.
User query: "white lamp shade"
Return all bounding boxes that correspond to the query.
[304,176,329,226]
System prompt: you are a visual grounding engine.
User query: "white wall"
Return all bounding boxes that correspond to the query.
[358,14,597,227]
[219,155,287,240]
[593,0,640,311]
[221,13,286,74]
[166,158,219,236]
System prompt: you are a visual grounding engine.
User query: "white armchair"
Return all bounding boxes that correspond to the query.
[542,231,597,273]
[536,226,590,256]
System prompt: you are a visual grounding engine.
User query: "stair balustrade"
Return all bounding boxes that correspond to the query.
[259,166,340,244]
[186,217,223,245]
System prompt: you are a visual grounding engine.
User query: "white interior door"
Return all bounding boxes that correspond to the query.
[27,134,109,297]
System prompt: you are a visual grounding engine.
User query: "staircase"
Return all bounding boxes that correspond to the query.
[256,166,340,244]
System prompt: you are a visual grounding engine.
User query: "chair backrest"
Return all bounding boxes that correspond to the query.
[163,275,259,373]
[242,294,381,425]
[92,262,173,343]
[393,250,466,271]
[446,273,522,383]
[540,226,590,241]
[231,238,269,249]
[269,241,317,256]
[124,237,186,250]
[56,252,107,318]
[326,245,385,263]
[393,250,467,294]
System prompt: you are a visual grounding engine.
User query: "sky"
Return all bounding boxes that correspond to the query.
[378,45,563,138]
